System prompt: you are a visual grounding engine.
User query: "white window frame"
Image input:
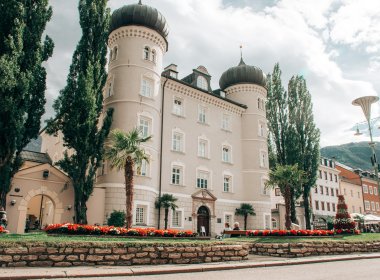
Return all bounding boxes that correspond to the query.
[363,184,368,193]
[264,214,271,230]
[374,187,378,196]
[140,78,153,98]
[223,174,232,193]
[222,144,232,163]
[172,129,185,153]
[172,97,184,116]
[261,176,269,195]
[143,46,150,60]
[224,212,233,226]
[369,186,373,195]
[196,169,210,189]
[198,105,207,124]
[376,202,380,211]
[258,121,266,137]
[365,200,370,211]
[198,136,209,158]
[136,155,150,177]
[260,150,267,168]
[171,208,184,228]
[196,76,208,90]
[106,78,114,98]
[134,201,149,226]
[138,115,152,138]
[371,201,376,211]
[272,218,278,229]
[221,114,231,131]
[171,164,184,186]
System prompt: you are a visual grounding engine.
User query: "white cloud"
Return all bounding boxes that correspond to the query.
[43,0,379,147]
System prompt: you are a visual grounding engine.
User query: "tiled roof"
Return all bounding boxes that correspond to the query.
[21,150,52,164]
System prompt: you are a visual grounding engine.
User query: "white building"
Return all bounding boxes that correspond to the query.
[41,1,271,236]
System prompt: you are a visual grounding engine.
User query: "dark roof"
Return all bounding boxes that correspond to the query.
[162,73,247,109]
[110,1,169,39]
[21,150,52,165]
[219,58,267,91]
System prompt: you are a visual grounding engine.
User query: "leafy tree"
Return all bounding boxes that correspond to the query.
[266,164,306,230]
[0,0,54,208]
[46,0,113,223]
[105,128,151,228]
[235,203,255,230]
[288,75,320,229]
[155,194,178,230]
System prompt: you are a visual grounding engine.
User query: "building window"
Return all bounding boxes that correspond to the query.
[151,49,156,62]
[321,202,325,211]
[261,178,269,195]
[258,98,265,110]
[197,76,208,90]
[376,202,380,211]
[369,186,373,195]
[143,46,150,60]
[334,174,338,182]
[136,159,149,176]
[141,79,152,97]
[325,187,329,196]
[319,170,322,178]
[275,188,281,196]
[336,189,339,196]
[139,116,151,138]
[223,175,231,192]
[327,202,331,212]
[198,106,207,124]
[314,187,318,194]
[329,173,332,181]
[331,188,334,196]
[260,151,267,168]
[172,131,184,152]
[197,170,209,189]
[173,97,184,116]
[371,201,376,211]
[222,114,231,131]
[171,166,182,185]
[106,80,113,97]
[363,184,368,193]
[225,214,232,225]
[332,203,336,212]
[264,214,271,230]
[315,201,319,210]
[324,171,327,180]
[112,46,118,60]
[135,206,146,225]
[320,186,323,195]
[198,139,208,158]
[172,210,182,227]
[272,218,278,229]
[365,200,370,211]
[374,187,378,195]
[222,146,231,163]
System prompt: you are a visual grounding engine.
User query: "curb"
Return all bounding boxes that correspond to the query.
[1,254,380,279]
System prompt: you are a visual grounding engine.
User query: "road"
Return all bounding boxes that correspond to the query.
[75,259,380,280]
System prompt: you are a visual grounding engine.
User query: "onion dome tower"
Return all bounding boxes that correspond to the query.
[219,55,271,229]
[96,1,169,226]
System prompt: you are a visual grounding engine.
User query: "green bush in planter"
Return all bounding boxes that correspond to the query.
[107,210,125,227]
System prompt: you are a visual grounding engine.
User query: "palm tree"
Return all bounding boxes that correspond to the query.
[105,128,151,228]
[266,164,306,230]
[155,193,178,229]
[235,203,255,230]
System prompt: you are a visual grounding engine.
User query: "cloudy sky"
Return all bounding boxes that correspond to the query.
[43,0,380,147]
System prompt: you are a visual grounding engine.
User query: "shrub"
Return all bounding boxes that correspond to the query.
[107,210,125,227]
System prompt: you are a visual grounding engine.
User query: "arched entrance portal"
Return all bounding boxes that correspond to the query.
[197,206,210,236]
[26,195,55,231]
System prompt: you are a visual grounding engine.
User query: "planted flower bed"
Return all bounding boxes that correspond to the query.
[246,229,360,237]
[0,225,8,234]
[44,223,197,238]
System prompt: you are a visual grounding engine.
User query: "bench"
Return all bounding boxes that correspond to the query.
[223,230,248,237]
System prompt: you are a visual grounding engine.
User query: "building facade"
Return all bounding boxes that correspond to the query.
[336,163,364,214]
[310,158,340,224]
[41,1,271,236]
[355,171,380,215]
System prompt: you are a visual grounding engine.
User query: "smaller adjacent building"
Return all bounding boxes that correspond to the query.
[355,170,380,215]
[336,163,364,215]
[311,158,340,224]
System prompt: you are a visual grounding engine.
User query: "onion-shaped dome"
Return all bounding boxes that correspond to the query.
[219,58,266,91]
[109,1,169,39]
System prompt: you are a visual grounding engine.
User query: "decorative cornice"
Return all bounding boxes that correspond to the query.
[108,26,167,53]
[165,80,246,116]
[225,84,267,97]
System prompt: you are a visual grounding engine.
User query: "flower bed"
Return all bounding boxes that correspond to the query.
[246,229,359,237]
[44,223,197,238]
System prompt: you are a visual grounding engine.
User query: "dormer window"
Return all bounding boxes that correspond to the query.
[143,46,150,60]
[197,76,208,90]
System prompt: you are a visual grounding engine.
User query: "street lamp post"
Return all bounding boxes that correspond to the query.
[352,96,380,192]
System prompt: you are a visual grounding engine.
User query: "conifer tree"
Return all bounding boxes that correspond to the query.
[0,0,54,208]
[47,0,113,224]
[334,195,356,233]
[288,76,320,229]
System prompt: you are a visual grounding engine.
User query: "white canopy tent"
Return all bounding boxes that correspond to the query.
[351,213,380,224]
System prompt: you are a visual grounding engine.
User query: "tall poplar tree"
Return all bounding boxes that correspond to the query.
[46,0,113,224]
[288,75,320,229]
[0,0,54,208]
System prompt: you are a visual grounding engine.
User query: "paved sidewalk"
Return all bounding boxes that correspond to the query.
[1,253,380,280]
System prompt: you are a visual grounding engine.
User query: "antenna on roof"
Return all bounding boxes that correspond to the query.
[138,0,142,5]
[239,44,245,65]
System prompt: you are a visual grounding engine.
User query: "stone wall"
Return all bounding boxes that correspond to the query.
[0,243,249,267]
[251,241,380,257]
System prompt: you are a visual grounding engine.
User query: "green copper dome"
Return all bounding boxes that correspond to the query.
[110,1,169,39]
[219,58,267,91]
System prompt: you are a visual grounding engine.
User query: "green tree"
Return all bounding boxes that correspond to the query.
[288,75,320,229]
[46,0,113,223]
[155,194,178,230]
[105,128,151,228]
[266,164,306,230]
[235,203,255,230]
[0,0,54,208]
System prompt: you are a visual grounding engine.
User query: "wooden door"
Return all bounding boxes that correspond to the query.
[197,206,210,236]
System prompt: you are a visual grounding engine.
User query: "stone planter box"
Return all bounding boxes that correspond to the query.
[0,243,248,267]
